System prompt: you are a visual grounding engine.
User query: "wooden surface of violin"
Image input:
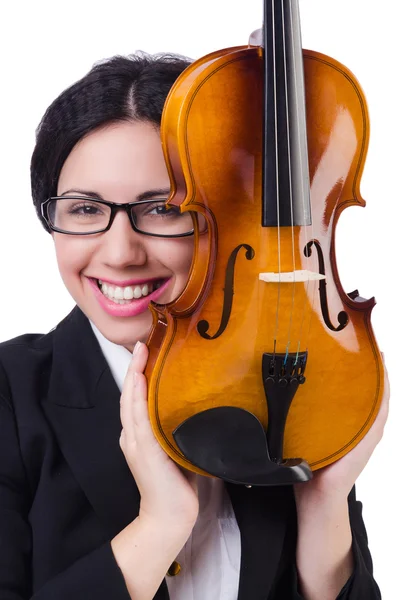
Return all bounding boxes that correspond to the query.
[145,2,384,482]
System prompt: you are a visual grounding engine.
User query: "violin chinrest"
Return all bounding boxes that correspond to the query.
[172,406,312,486]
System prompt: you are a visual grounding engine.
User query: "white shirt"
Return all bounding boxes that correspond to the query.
[90,322,241,599]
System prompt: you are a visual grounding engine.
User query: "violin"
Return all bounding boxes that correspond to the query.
[145,0,384,486]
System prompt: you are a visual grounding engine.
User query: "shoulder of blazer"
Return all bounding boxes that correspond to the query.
[0,306,82,404]
[0,306,79,355]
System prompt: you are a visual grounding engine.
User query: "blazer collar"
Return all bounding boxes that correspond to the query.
[41,306,289,599]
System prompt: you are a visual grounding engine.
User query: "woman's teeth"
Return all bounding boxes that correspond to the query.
[97,279,162,304]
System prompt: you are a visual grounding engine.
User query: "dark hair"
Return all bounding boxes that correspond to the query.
[31,52,192,232]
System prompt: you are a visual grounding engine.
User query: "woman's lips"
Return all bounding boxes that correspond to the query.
[87,276,172,317]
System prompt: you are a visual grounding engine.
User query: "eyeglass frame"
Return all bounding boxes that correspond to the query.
[40,196,196,238]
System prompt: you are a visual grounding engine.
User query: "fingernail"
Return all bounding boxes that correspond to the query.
[133,341,141,356]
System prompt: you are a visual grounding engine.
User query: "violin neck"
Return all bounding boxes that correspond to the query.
[262,0,312,227]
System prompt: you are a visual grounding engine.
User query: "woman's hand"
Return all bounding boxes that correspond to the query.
[119,341,199,531]
[112,342,199,599]
[292,358,389,599]
[294,356,390,506]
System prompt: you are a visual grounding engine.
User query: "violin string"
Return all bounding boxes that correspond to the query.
[272,0,282,356]
[290,0,313,365]
[282,0,297,366]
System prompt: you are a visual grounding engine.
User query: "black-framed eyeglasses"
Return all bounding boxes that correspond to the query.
[41,196,202,238]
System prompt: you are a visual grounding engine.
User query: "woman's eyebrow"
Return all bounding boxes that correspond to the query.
[59,188,170,201]
[137,188,170,201]
[60,189,103,199]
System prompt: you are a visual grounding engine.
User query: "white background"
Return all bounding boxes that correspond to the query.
[0,0,395,596]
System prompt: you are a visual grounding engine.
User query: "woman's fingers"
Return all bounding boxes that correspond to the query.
[376,357,390,434]
[120,341,150,446]
[119,342,199,525]
[120,341,165,458]
[347,356,390,462]
[132,341,149,372]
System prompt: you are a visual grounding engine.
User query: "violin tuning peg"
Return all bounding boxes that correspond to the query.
[249,29,262,47]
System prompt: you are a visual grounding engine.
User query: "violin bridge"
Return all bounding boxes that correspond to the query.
[259,270,326,283]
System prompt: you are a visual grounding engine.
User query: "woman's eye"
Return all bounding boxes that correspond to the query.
[149,205,166,215]
[146,203,179,217]
[69,203,103,216]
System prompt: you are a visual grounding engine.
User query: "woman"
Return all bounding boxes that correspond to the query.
[0,52,388,600]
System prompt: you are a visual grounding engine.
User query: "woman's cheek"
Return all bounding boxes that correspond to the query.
[53,236,95,286]
[158,238,195,273]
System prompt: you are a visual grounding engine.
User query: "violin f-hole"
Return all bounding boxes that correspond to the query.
[197,244,255,340]
[304,240,348,332]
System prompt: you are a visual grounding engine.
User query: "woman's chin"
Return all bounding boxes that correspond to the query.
[90,310,154,349]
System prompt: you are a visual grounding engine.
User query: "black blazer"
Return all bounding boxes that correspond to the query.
[0,306,380,599]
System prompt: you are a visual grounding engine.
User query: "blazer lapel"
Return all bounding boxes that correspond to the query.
[227,482,290,600]
[41,306,140,539]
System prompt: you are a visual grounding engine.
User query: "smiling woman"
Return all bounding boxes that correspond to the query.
[0,0,394,598]
[0,47,388,600]
[45,120,195,349]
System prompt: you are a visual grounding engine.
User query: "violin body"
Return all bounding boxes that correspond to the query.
[145,42,384,479]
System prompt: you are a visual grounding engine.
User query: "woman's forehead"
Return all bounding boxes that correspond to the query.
[57,121,169,200]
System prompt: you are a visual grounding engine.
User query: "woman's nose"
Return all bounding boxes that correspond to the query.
[99,210,147,267]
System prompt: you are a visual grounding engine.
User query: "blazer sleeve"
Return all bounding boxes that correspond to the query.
[293,486,381,600]
[333,486,382,599]
[0,389,132,600]
[269,485,381,600]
